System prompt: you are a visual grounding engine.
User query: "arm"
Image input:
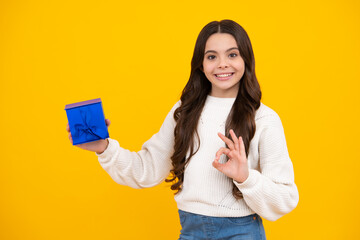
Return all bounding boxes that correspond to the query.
[96,102,180,189]
[233,114,299,221]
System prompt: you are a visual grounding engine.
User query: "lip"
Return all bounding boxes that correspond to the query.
[214,72,234,81]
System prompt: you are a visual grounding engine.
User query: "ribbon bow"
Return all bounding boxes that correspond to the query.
[73,109,106,141]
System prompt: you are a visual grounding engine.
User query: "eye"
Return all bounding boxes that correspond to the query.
[229,53,238,58]
[207,55,216,60]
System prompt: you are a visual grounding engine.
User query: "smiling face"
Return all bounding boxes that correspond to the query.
[203,33,245,98]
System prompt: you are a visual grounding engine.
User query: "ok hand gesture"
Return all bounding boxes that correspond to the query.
[212,129,249,183]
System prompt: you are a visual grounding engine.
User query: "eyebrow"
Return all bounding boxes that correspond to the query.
[204,47,239,55]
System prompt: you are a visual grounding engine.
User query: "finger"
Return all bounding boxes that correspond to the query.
[105,119,111,127]
[217,132,235,150]
[212,152,226,171]
[68,132,73,144]
[212,158,225,173]
[66,123,70,132]
[239,136,246,157]
[215,147,230,160]
[229,129,240,151]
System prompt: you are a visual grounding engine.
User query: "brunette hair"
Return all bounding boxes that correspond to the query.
[165,20,261,199]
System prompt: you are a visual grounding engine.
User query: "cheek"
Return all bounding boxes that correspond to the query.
[235,61,245,73]
[202,63,214,76]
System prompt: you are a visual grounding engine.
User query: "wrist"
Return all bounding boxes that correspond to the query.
[96,139,109,154]
[234,172,249,184]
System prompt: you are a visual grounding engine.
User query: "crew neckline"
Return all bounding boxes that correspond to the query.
[206,95,236,106]
[207,95,236,101]
[207,95,236,100]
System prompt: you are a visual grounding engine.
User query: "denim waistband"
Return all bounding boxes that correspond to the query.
[178,209,266,240]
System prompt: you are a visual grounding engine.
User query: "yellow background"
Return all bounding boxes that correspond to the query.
[1,0,359,239]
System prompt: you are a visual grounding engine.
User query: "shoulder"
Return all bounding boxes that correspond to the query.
[164,100,181,121]
[171,100,182,111]
[255,103,283,127]
[167,100,181,117]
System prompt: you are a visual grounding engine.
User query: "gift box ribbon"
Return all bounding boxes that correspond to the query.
[73,109,107,140]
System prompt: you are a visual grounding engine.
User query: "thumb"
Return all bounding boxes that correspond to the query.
[212,159,225,173]
[105,119,111,127]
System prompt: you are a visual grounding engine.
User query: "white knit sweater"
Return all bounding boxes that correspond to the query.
[96,95,299,221]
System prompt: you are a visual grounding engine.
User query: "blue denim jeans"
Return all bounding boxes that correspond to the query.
[178,210,266,240]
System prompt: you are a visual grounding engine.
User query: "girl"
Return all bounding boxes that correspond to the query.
[67,20,299,240]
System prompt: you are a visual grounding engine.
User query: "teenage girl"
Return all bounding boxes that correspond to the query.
[66,20,299,240]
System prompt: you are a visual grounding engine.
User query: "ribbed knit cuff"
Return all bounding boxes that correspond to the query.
[95,138,118,163]
[233,169,260,190]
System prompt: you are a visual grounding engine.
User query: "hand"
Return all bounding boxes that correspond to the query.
[66,119,111,154]
[213,129,249,183]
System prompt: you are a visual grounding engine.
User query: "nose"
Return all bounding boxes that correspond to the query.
[218,57,229,69]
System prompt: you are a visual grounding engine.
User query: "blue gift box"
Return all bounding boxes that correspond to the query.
[65,98,109,145]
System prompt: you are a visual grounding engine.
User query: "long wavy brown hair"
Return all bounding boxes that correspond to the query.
[165,20,261,199]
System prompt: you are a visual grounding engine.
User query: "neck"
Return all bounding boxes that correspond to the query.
[209,89,238,98]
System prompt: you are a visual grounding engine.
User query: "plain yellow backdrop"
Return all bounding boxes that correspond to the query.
[1,0,359,239]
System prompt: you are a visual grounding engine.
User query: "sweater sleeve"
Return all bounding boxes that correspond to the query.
[234,113,299,221]
[96,101,180,189]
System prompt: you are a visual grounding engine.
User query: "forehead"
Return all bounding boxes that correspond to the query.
[205,33,238,51]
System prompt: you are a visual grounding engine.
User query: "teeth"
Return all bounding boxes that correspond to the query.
[216,73,232,77]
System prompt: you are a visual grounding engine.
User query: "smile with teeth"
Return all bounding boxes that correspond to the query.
[215,73,234,77]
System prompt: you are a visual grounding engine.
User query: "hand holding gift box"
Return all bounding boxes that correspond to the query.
[65,98,110,153]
